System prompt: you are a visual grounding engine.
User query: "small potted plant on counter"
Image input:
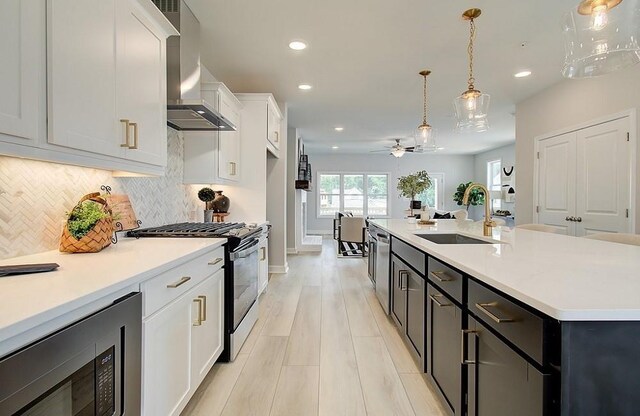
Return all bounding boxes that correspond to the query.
[453,182,485,211]
[198,187,216,222]
[397,170,432,217]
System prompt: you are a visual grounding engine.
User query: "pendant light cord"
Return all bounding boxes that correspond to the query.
[422,73,428,125]
[468,18,476,91]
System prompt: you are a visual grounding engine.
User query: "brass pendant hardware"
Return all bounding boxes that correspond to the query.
[461,8,482,94]
[418,70,431,128]
[577,0,622,15]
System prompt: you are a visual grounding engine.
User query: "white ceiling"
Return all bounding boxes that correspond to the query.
[187,0,577,155]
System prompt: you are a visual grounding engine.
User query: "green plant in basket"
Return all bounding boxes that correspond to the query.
[66,200,111,240]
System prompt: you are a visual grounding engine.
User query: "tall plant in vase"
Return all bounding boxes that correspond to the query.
[397,170,432,217]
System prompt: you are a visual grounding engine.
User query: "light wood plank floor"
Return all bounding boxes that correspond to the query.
[181,239,447,416]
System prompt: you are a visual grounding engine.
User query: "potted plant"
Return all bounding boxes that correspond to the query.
[397,170,432,216]
[60,193,114,253]
[453,182,485,211]
[198,187,216,222]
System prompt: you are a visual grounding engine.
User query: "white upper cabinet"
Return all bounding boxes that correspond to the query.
[47,0,121,157]
[115,0,168,166]
[236,93,282,158]
[0,0,45,144]
[267,102,282,152]
[183,82,242,184]
[0,0,176,175]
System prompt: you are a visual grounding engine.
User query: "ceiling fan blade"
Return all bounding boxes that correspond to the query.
[369,149,391,153]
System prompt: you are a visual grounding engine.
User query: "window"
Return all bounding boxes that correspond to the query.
[317,173,389,217]
[487,159,502,210]
[417,173,445,210]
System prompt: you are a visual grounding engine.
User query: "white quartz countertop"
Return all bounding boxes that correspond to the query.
[371,219,640,321]
[0,238,225,345]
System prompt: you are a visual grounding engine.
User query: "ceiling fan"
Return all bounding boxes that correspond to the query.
[370,139,417,158]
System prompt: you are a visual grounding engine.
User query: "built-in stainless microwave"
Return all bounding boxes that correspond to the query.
[0,292,141,415]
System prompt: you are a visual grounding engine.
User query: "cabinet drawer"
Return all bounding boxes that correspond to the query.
[467,279,544,364]
[142,246,225,317]
[391,237,425,275]
[428,257,463,304]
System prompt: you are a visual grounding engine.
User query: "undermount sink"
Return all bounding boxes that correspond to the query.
[415,233,493,245]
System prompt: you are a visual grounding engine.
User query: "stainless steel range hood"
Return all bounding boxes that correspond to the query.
[153,0,236,131]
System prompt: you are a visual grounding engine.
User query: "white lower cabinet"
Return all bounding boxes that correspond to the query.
[191,268,225,383]
[142,288,193,416]
[142,249,225,416]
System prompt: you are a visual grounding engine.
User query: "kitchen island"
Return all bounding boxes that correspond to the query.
[370,219,640,416]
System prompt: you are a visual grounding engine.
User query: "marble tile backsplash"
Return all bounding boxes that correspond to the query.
[0,129,202,259]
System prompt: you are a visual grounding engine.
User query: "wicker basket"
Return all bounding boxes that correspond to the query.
[60,193,114,253]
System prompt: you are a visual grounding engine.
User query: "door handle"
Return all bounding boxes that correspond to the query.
[167,276,191,288]
[193,297,203,326]
[274,131,279,142]
[429,293,452,307]
[475,302,515,323]
[120,119,131,147]
[461,329,479,365]
[430,270,453,282]
[129,122,138,149]
[229,162,237,176]
[399,270,409,291]
[260,246,266,261]
[198,295,207,322]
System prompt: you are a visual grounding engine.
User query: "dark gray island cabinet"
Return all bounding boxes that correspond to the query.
[388,234,640,416]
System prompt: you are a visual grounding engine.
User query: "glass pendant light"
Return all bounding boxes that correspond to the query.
[453,8,490,133]
[562,0,640,78]
[414,70,438,152]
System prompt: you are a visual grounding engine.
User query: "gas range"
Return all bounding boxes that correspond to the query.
[127,222,265,251]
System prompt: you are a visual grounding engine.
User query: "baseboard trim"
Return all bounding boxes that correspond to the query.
[269,264,289,274]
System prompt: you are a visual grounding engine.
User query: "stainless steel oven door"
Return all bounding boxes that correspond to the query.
[230,240,260,331]
[0,293,141,416]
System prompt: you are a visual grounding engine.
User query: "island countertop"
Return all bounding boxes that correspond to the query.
[370,219,640,321]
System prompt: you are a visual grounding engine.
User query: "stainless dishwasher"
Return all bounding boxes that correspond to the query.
[375,229,391,314]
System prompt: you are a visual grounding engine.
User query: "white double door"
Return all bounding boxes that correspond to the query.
[536,116,632,236]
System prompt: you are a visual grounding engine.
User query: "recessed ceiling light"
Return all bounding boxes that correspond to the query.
[437,147,445,150]
[514,70,532,78]
[334,127,344,132]
[298,84,312,90]
[332,146,339,149]
[197,110,205,114]
[289,40,307,50]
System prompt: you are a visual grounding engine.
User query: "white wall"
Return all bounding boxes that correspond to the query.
[306,152,475,232]
[516,64,640,230]
[471,144,516,219]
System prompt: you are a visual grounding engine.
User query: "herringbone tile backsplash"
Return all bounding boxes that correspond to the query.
[0,129,202,259]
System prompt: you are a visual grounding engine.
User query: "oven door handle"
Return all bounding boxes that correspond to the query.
[230,239,260,260]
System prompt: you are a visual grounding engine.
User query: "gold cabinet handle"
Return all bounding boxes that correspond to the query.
[208,258,223,266]
[260,246,266,261]
[475,302,515,323]
[166,276,191,288]
[399,270,409,291]
[129,122,138,149]
[198,295,207,322]
[429,293,452,307]
[430,270,453,282]
[193,297,203,326]
[120,119,131,147]
[461,329,479,365]
[229,162,237,176]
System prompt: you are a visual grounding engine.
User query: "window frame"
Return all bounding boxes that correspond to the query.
[417,172,445,210]
[487,159,502,211]
[316,172,391,218]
